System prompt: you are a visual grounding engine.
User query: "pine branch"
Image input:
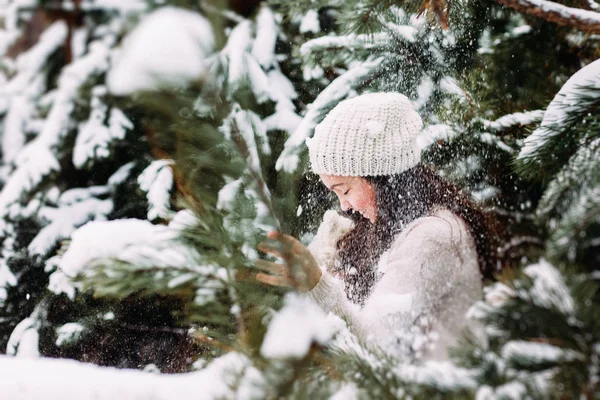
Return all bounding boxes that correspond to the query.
[495,0,600,33]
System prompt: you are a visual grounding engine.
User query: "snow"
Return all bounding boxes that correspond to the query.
[416,124,456,151]
[483,282,516,308]
[514,0,600,26]
[392,361,476,391]
[3,95,33,165]
[0,352,254,400]
[28,197,113,257]
[55,323,85,347]
[0,21,68,164]
[260,294,344,359]
[277,59,382,172]
[74,0,147,13]
[263,69,301,134]
[251,5,277,68]
[217,179,243,211]
[58,219,198,278]
[221,105,267,172]
[48,269,76,300]
[519,58,600,161]
[222,21,253,93]
[137,159,175,221]
[300,10,320,34]
[300,33,389,55]
[501,340,583,365]
[73,86,133,168]
[0,38,112,215]
[385,23,417,43]
[107,7,215,95]
[1,21,68,97]
[107,161,136,186]
[482,110,544,131]
[523,259,575,316]
[479,133,516,154]
[6,317,36,356]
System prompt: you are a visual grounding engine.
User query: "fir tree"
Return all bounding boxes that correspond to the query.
[0,0,599,399]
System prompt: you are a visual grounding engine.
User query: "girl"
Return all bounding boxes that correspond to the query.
[256,93,498,361]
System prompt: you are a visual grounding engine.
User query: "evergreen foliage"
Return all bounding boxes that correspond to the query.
[0,0,599,398]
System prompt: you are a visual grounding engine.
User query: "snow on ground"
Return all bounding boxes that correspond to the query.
[0,352,256,400]
[107,6,215,95]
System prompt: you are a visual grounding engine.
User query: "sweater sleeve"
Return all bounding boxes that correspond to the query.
[307,212,481,361]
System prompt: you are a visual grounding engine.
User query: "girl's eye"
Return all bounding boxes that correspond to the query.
[343,189,350,195]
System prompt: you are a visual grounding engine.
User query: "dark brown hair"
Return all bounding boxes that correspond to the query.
[334,164,501,305]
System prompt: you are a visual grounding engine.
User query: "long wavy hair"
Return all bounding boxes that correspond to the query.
[334,164,501,305]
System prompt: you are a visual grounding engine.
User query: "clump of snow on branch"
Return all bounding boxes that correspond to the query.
[137,159,175,221]
[55,322,85,347]
[261,294,344,360]
[522,259,575,316]
[501,340,584,366]
[73,86,133,168]
[482,110,544,132]
[107,6,215,95]
[28,186,113,257]
[6,316,40,358]
[57,218,198,279]
[299,9,320,34]
[417,124,456,151]
[518,58,600,162]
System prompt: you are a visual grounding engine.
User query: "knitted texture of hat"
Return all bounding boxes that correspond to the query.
[308,92,423,176]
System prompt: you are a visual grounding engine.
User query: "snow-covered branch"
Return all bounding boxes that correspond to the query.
[481,110,544,132]
[496,0,600,33]
[276,59,383,172]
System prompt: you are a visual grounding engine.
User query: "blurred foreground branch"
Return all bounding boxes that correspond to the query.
[496,0,600,33]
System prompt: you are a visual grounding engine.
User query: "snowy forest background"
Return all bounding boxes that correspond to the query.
[0,0,599,398]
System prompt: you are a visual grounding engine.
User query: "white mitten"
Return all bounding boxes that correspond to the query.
[307,210,355,274]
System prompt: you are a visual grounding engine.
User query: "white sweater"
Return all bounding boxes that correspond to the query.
[306,208,482,362]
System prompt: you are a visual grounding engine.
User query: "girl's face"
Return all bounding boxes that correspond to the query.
[320,175,377,223]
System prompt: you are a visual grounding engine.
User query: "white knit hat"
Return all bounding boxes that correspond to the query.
[307,92,423,176]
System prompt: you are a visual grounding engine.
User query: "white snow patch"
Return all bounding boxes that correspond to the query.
[261,294,344,359]
[137,160,175,221]
[55,323,85,347]
[251,5,277,68]
[523,259,575,316]
[0,352,252,399]
[107,7,215,95]
[416,124,456,151]
[482,110,544,131]
[6,316,40,358]
[58,219,198,278]
[300,10,320,34]
[28,197,113,257]
[501,340,584,364]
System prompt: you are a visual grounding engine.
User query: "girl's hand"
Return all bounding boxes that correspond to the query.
[255,231,322,292]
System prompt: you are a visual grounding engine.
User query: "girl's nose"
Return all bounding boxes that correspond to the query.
[340,200,351,212]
